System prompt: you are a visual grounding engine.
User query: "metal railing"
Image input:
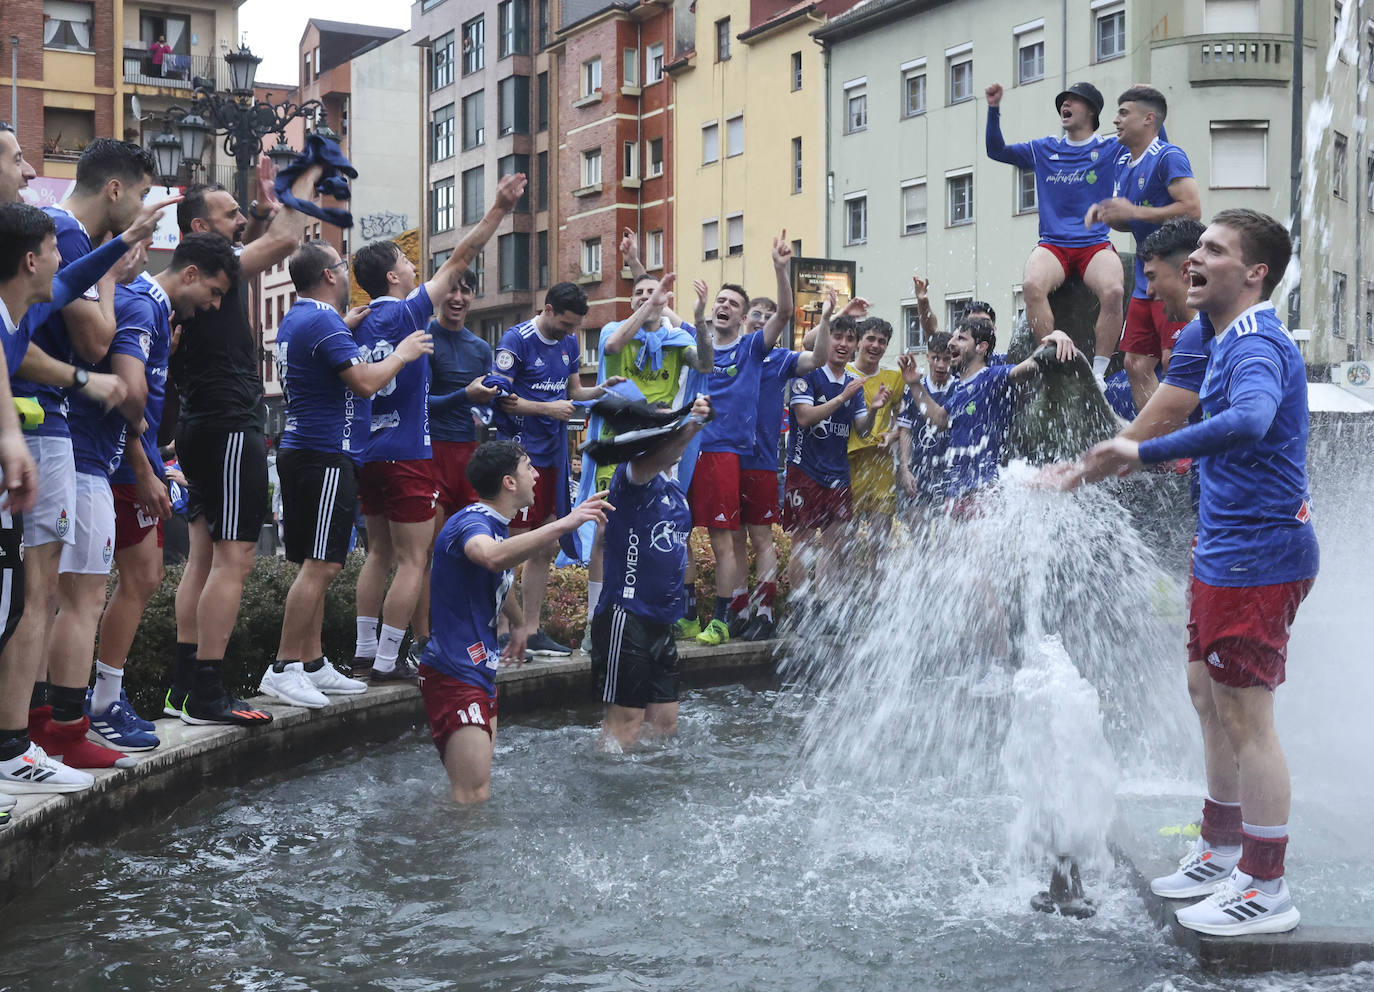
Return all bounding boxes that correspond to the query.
[122,47,229,91]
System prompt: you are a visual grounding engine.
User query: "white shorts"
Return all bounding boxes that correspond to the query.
[21,434,77,548]
[59,471,115,575]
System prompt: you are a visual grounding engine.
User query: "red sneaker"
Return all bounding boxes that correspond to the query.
[29,712,136,770]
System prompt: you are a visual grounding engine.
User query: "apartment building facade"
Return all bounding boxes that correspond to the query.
[816,0,1372,369]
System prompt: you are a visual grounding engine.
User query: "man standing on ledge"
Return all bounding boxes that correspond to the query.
[1086,210,1316,937]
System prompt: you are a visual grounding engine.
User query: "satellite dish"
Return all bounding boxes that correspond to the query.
[131,95,144,121]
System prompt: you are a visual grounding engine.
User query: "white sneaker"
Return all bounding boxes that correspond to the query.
[258,662,329,709]
[0,791,15,813]
[0,742,95,794]
[1150,837,1240,899]
[1175,868,1301,936]
[305,657,367,695]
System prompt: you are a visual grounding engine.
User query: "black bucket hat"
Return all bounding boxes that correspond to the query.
[1055,81,1104,129]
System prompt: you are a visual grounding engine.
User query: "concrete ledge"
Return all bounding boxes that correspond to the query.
[0,639,782,906]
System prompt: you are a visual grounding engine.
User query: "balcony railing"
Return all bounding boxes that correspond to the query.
[123,47,229,91]
[1189,35,1290,86]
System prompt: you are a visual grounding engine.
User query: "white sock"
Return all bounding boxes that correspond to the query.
[91,661,124,712]
[355,616,378,659]
[373,624,406,672]
[1091,355,1109,380]
[587,581,603,615]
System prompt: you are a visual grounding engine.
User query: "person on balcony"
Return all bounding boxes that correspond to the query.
[149,36,172,77]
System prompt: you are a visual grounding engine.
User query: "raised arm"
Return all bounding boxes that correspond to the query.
[983,88,1035,168]
[604,273,675,355]
[912,273,939,339]
[620,228,647,280]
[1008,329,1077,381]
[464,496,613,572]
[792,374,866,429]
[425,172,527,304]
[895,353,950,431]
[760,231,794,349]
[238,163,325,279]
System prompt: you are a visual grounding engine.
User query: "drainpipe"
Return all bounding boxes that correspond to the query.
[1060,0,1067,92]
[822,37,831,256]
[636,20,643,256]
[10,36,17,128]
[1354,0,1365,360]
[1288,0,1303,331]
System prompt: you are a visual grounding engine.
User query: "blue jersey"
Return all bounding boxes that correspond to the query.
[596,463,692,624]
[898,376,960,502]
[430,323,493,443]
[359,289,435,463]
[423,502,514,695]
[743,348,801,472]
[787,365,866,488]
[276,299,367,456]
[16,207,99,437]
[1139,303,1317,587]
[492,319,580,466]
[1111,139,1195,299]
[108,273,172,486]
[939,363,1017,500]
[985,108,1118,248]
[1163,317,1208,397]
[700,330,768,456]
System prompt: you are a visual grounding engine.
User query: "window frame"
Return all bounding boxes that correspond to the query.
[725,114,744,158]
[702,218,720,261]
[497,74,530,137]
[461,166,485,226]
[844,78,868,134]
[582,56,602,97]
[1094,4,1126,63]
[702,121,720,164]
[646,229,664,270]
[432,31,455,90]
[901,60,927,118]
[715,17,731,62]
[581,237,602,278]
[431,103,455,162]
[461,16,485,75]
[1208,121,1269,190]
[844,193,868,246]
[461,89,485,150]
[1333,131,1349,199]
[791,51,803,91]
[648,137,665,178]
[431,177,455,233]
[581,147,602,188]
[1016,168,1038,214]
[946,170,974,227]
[901,179,928,236]
[791,137,803,194]
[646,42,665,84]
[947,50,974,105]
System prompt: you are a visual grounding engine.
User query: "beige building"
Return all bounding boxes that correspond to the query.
[815,0,1371,369]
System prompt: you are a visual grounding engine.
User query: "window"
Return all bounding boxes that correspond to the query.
[582,147,602,188]
[1095,5,1126,62]
[702,219,719,260]
[845,195,868,245]
[844,80,867,133]
[715,18,731,62]
[947,172,974,225]
[430,249,453,277]
[432,31,454,89]
[726,214,744,256]
[946,296,972,329]
[537,150,548,211]
[43,1,94,52]
[431,178,455,233]
[537,72,549,131]
[498,0,529,58]
[902,306,924,349]
[1332,272,1347,338]
[1016,168,1037,213]
[462,90,485,149]
[623,48,639,87]
[792,239,803,257]
[901,180,927,235]
[646,43,665,84]
[1013,288,1027,327]
[304,51,313,84]
[1366,280,1374,344]
[43,107,94,156]
[138,12,190,55]
[462,17,484,75]
[726,115,744,157]
[1202,0,1260,33]
[432,104,454,161]
[582,57,602,96]
[648,137,664,177]
[538,0,550,49]
[792,137,803,194]
[702,122,719,164]
[1209,122,1268,188]
[1016,22,1045,85]
[498,75,530,136]
[498,154,530,212]
[1333,132,1348,199]
[581,237,602,277]
[537,230,549,289]
[623,141,639,180]
[791,51,803,91]
[646,229,664,270]
[947,50,973,104]
[462,166,484,225]
[903,63,927,117]
[1367,152,1374,212]
[472,251,485,296]
[500,232,531,291]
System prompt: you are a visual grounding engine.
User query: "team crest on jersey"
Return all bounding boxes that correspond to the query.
[965,400,977,415]
[1138,176,1146,189]
[562,353,570,365]
[1085,170,1097,184]
[138,331,152,358]
[496,350,516,371]
[1090,150,1099,161]
[1295,500,1312,524]
[102,538,113,565]
[793,379,808,393]
[56,509,69,537]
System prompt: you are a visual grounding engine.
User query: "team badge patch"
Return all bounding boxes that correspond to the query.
[467,641,488,666]
[495,350,516,371]
[56,509,69,538]
[102,538,113,565]
[1295,500,1311,524]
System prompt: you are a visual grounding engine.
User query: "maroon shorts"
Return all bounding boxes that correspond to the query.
[418,662,498,752]
[1187,577,1314,690]
[689,450,742,530]
[1038,241,1116,281]
[1121,297,1188,358]
[943,489,989,522]
[432,440,481,515]
[358,459,439,523]
[782,467,852,533]
[111,484,164,552]
[740,469,781,526]
[512,464,559,527]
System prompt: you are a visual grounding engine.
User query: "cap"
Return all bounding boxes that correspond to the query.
[1055,82,1105,127]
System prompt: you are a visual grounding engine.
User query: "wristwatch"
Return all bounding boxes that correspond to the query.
[248,199,272,221]
[71,368,90,391]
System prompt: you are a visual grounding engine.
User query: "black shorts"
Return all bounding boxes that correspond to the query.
[590,604,680,709]
[277,449,358,565]
[176,422,269,543]
[0,509,25,654]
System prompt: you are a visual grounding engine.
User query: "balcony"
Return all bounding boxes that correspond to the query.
[123,47,229,92]
[1188,35,1289,87]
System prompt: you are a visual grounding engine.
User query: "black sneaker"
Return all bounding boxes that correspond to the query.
[370,654,420,684]
[727,612,752,639]
[180,691,273,726]
[526,629,572,657]
[163,686,189,718]
[741,615,777,641]
[347,656,375,678]
[406,636,429,667]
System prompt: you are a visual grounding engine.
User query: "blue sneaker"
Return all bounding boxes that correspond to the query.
[86,700,161,752]
[86,687,157,732]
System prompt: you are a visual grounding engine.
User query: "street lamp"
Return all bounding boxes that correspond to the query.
[224,45,262,97]
[149,124,183,186]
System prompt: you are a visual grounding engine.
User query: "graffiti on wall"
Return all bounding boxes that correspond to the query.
[359,212,410,241]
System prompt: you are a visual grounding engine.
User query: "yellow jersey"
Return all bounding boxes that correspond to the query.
[846,365,904,453]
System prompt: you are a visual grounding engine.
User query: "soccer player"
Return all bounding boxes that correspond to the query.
[845,317,905,528]
[688,232,794,646]
[419,441,610,802]
[593,396,712,749]
[1081,211,1315,937]
[167,163,326,724]
[1086,85,1201,412]
[351,172,526,683]
[985,81,1124,380]
[490,282,622,659]
[896,331,959,512]
[0,122,38,205]
[262,240,432,709]
[86,233,239,749]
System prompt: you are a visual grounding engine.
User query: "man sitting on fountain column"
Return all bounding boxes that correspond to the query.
[985,81,1124,390]
[1085,85,1202,413]
[419,441,610,802]
[1084,210,1317,937]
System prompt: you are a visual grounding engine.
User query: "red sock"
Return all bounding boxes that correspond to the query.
[729,591,750,615]
[1200,797,1243,848]
[30,713,131,769]
[1238,831,1288,881]
[758,582,778,619]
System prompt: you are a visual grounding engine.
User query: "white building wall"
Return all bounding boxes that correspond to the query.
[350,31,423,245]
